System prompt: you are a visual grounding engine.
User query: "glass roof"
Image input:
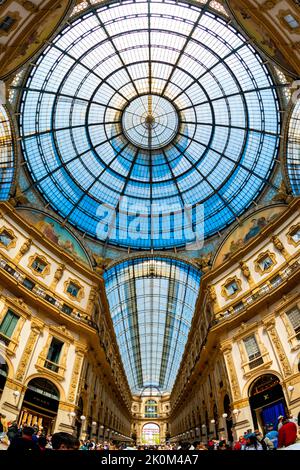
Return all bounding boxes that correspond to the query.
[104,257,200,393]
[0,106,14,200]
[287,101,300,195]
[19,0,280,250]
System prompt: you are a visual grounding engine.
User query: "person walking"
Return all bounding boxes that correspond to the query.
[244,433,264,450]
[265,424,278,449]
[7,426,41,452]
[7,420,18,444]
[278,417,298,449]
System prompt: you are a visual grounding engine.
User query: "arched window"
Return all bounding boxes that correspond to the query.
[145,400,158,419]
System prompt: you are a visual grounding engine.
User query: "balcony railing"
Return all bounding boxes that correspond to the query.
[216,259,300,323]
[0,256,97,329]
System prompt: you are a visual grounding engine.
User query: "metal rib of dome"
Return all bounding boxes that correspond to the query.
[19,0,280,250]
[104,257,201,393]
[287,101,300,195]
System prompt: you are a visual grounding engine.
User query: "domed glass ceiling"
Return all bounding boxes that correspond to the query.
[19,0,280,250]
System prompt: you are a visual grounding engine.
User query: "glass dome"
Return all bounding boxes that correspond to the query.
[19,0,280,250]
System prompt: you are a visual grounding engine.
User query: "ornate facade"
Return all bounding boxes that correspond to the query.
[0,0,300,447]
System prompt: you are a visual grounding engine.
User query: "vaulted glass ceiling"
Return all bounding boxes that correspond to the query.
[0,106,14,200]
[104,257,201,393]
[287,101,300,195]
[19,0,281,250]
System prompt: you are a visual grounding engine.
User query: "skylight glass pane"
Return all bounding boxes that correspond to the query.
[104,257,201,393]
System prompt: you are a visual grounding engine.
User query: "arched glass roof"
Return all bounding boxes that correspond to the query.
[287,101,300,195]
[0,106,14,200]
[19,0,280,250]
[104,257,201,393]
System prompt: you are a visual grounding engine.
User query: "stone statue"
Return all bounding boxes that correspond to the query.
[272,235,284,252]
[272,180,292,203]
[239,261,251,280]
[207,284,217,303]
[93,255,111,274]
[19,238,32,255]
[54,263,65,282]
[195,253,212,272]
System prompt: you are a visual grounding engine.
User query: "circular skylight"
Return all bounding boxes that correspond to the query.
[19,0,280,250]
[122,95,179,150]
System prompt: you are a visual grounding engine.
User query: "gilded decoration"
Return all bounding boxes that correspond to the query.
[0,226,17,250]
[68,346,85,403]
[225,0,299,75]
[14,237,32,263]
[63,278,85,303]
[0,305,25,356]
[239,260,254,287]
[263,318,292,377]
[279,302,300,351]
[214,206,285,267]
[15,320,43,382]
[221,276,242,300]
[278,10,300,34]
[287,223,300,247]
[0,1,74,79]
[254,250,277,275]
[50,263,65,289]
[17,209,90,266]
[0,11,21,37]
[271,235,289,260]
[220,343,241,401]
[28,253,51,278]
[36,328,71,381]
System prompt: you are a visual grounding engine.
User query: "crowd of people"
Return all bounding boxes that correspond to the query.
[0,413,299,451]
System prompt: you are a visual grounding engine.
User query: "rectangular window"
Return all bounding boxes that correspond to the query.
[44,338,64,373]
[23,278,35,291]
[287,307,300,340]
[259,255,273,271]
[290,227,300,243]
[31,257,47,273]
[0,16,16,32]
[67,282,80,298]
[243,335,263,369]
[0,309,19,338]
[226,281,238,296]
[62,304,73,315]
[0,230,13,247]
[284,14,299,28]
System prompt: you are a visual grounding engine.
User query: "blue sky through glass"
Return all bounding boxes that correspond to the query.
[104,257,201,393]
[19,0,280,249]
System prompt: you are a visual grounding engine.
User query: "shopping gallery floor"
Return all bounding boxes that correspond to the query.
[0,0,300,447]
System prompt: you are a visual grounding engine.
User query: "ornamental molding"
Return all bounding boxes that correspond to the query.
[0,226,17,251]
